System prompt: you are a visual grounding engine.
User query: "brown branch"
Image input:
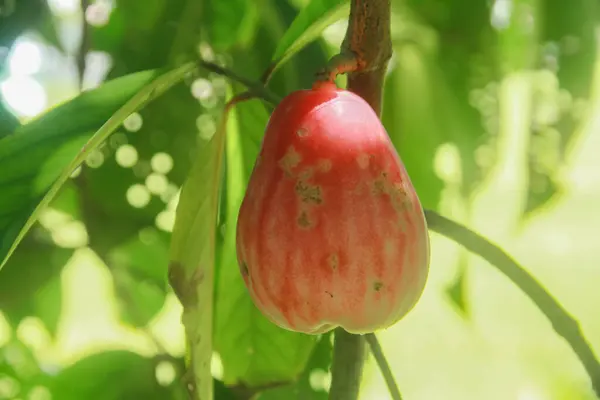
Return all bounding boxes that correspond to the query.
[342,0,392,116]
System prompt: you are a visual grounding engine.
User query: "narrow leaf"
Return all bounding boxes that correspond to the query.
[168,105,229,399]
[0,62,197,270]
[269,0,348,77]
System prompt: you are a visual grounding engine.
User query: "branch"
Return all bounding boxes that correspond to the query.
[342,0,392,115]
[329,328,366,400]
[424,209,600,397]
[365,334,402,400]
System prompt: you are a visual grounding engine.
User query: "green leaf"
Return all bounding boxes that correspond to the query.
[109,231,171,327]
[382,46,444,209]
[206,0,259,51]
[0,229,72,336]
[168,105,228,399]
[214,96,316,387]
[0,100,20,139]
[445,256,470,319]
[0,62,197,270]
[269,0,348,76]
[92,0,203,75]
[48,351,172,399]
[258,332,333,399]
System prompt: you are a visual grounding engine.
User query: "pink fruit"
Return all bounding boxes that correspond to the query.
[236,81,430,334]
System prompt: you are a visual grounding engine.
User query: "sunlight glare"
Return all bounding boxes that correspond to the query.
[28,385,52,400]
[1,76,47,117]
[145,173,168,195]
[16,317,51,354]
[155,210,175,232]
[48,0,79,15]
[0,312,11,347]
[115,144,139,168]
[210,352,224,380]
[155,360,177,386]
[491,0,512,30]
[151,152,174,174]
[147,294,185,357]
[8,38,42,76]
[0,376,19,399]
[126,184,151,208]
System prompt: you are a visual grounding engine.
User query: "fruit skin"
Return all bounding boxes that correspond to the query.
[236,82,430,335]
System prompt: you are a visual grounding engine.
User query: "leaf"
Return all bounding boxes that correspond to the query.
[213,96,316,387]
[269,0,348,77]
[0,101,20,139]
[0,228,72,336]
[109,231,171,327]
[168,104,228,399]
[0,61,197,270]
[542,0,598,98]
[92,0,203,75]
[47,351,172,399]
[444,254,470,319]
[258,332,334,399]
[382,46,444,209]
[206,0,259,51]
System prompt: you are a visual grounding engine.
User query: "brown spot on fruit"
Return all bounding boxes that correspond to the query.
[297,210,311,228]
[318,159,332,172]
[372,179,385,195]
[389,183,409,213]
[327,253,339,270]
[356,153,370,169]
[298,167,315,181]
[325,291,334,298]
[371,172,409,210]
[295,180,322,204]
[278,146,301,176]
[296,128,308,137]
[373,282,384,292]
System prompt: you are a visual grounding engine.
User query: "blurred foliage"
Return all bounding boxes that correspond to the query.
[0,0,598,398]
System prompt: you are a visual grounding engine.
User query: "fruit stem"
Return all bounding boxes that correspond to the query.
[329,328,366,400]
[365,333,402,400]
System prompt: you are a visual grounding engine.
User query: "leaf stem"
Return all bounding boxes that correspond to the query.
[424,209,600,397]
[365,334,402,400]
[329,328,366,400]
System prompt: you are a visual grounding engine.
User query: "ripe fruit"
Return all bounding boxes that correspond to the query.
[236,81,430,334]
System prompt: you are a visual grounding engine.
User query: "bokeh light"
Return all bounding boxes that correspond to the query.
[1,76,47,117]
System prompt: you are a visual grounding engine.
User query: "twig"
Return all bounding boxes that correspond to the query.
[329,328,366,400]
[365,334,402,400]
[197,60,281,106]
[424,209,600,397]
[77,0,91,90]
